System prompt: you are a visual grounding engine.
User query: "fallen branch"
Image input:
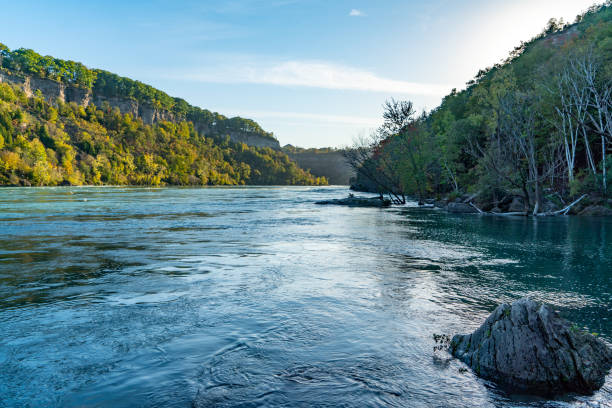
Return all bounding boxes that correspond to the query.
[469,202,484,214]
[536,194,587,216]
[555,194,587,215]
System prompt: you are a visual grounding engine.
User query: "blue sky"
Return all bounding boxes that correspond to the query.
[0,0,600,147]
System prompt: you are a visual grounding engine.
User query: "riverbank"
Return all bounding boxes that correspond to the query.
[428,193,612,216]
[345,186,612,216]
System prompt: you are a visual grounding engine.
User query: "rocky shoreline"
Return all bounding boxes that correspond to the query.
[349,180,612,215]
[429,193,612,216]
[324,191,612,216]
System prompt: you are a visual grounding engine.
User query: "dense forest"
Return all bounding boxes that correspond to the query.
[349,2,612,213]
[0,44,326,186]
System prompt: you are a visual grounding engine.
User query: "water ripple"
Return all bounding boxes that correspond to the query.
[0,186,610,407]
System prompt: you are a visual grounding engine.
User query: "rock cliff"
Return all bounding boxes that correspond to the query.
[0,70,280,150]
[284,148,354,185]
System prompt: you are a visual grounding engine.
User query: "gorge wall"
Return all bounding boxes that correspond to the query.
[0,70,280,150]
[285,149,354,185]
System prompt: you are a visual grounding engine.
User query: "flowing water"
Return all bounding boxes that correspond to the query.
[0,186,610,407]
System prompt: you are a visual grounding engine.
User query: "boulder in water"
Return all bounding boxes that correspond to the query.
[315,196,391,207]
[446,202,479,214]
[451,298,612,395]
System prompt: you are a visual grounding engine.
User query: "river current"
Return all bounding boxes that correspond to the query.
[0,186,610,407]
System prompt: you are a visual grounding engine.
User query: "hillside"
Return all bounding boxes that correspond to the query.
[0,44,327,186]
[0,45,280,149]
[350,2,612,212]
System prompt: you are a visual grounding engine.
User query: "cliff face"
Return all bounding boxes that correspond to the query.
[285,149,354,185]
[0,71,90,105]
[193,121,281,149]
[224,130,282,149]
[0,70,280,150]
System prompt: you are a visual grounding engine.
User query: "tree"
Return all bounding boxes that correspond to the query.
[344,100,437,204]
[551,65,591,185]
[344,133,406,204]
[564,49,612,194]
[498,91,563,214]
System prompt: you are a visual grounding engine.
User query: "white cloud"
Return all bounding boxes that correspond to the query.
[179,59,453,96]
[349,9,365,17]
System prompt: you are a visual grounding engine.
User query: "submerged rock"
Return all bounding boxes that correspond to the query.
[451,298,612,395]
[315,196,391,208]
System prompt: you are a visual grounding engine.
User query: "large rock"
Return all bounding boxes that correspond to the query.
[315,196,391,208]
[451,298,612,395]
[434,200,447,209]
[578,205,612,216]
[446,202,479,214]
[507,196,527,212]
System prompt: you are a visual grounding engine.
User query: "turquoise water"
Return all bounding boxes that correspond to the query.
[0,186,610,407]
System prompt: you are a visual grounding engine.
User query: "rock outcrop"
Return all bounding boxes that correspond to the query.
[0,70,280,150]
[0,71,91,105]
[446,202,480,214]
[315,196,391,207]
[578,205,612,216]
[285,148,354,185]
[451,298,612,395]
[193,122,280,149]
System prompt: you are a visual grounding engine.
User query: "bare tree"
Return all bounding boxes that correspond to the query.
[380,99,416,137]
[499,92,549,214]
[466,90,561,214]
[566,50,612,193]
[583,67,612,194]
[343,133,406,204]
[552,68,591,185]
[342,99,419,205]
[464,95,533,211]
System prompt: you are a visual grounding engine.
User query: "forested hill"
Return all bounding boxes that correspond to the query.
[0,43,327,186]
[0,44,279,149]
[350,3,612,213]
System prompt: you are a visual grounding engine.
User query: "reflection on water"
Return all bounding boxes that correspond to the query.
[0,186,610,407]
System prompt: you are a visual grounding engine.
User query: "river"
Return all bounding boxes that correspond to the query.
[0,186,610,407]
